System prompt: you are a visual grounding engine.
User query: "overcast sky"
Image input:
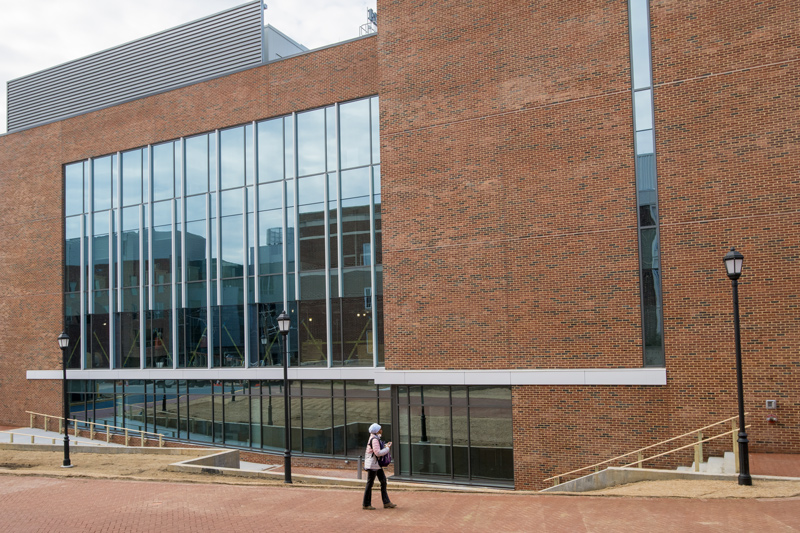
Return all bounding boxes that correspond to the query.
[0,0,376,134]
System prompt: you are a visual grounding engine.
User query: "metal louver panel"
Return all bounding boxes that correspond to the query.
[636,153,656,192]
[7,1,263,133]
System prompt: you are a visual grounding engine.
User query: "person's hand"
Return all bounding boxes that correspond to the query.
[386,442,392,447]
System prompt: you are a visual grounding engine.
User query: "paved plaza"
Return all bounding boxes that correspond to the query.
[1,475,799,532]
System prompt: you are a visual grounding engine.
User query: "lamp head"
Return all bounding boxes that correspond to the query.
[57,332,70,349]
[277,310,290,334]
[723,247,744,280]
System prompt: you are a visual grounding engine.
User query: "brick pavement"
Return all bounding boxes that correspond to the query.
[1,476,798,532]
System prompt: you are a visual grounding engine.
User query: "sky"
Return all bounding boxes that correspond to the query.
[0,0,376,134]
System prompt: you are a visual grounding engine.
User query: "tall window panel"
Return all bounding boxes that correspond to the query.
[63,96,381,374]
[629,0,664,366]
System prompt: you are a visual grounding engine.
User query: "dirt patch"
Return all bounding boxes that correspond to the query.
[570,479,800,499]
[0,450,285,486]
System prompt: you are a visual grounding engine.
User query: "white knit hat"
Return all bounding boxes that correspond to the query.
[368,423,382,434]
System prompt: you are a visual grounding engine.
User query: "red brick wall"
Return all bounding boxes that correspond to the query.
[652,0,800,467]
[0,36,378,428]
[379,1,644,370]
[376,0,799,489]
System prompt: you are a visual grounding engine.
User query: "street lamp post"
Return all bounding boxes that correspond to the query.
[723,247,751,486]
[277,310,292,483]
[261,333,273,425]
[57,332,73,468]
[420,387,428,442]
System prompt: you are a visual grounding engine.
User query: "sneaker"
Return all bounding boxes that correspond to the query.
[384,503,397,509]
[363,505,376,510]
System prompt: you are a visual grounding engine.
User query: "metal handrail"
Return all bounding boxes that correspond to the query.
[618,424,751,468]
[543,414,748,484]
[26,411,165,448]
[0,429,101,446]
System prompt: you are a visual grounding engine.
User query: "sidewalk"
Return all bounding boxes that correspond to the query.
[1,475,798,532]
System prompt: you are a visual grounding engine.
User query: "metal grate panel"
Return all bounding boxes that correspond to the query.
[7,1,263,133]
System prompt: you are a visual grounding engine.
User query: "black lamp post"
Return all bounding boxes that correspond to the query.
[278,310,292,483]
[420,387,428,442]
[723,247,751,486]
[57,332,73,468]
[261,332,273,425]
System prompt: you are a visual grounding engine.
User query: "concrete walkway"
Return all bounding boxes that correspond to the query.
[1,475,798,532]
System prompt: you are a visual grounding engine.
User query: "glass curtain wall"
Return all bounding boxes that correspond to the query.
[63,96,382,370]
[71,379,394,457]
[396,385,513,485]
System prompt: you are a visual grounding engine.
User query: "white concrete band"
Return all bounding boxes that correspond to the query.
[27,367,666,386]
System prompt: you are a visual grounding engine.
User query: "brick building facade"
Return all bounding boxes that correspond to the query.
[0,1,797,490]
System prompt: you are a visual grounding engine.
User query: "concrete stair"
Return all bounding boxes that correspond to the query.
[677,452,736,474]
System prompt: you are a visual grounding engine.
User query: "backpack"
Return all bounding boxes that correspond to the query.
[369,436,392,467]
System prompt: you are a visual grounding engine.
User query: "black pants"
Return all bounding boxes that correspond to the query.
[362,468,390,506]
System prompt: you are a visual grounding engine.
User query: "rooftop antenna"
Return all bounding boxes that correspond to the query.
[360,8,377,36]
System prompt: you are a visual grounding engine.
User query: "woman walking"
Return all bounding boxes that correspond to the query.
[362,423,396,510]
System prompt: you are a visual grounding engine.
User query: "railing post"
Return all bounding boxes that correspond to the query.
[59,419,63,434]
[140,430,145,447]
[44,416,48,432]
[74,420,79,437]
[9,433,13,444]
[31,434,35,444]
[637,451,643,469]
[107,425,111,443]
[553,476,561,487]
[30,413,34,428]
[694,431,703,472]
[125,429,129,446]
[697,431,703,467]
[159,435,163,448]
[90,422,95,440]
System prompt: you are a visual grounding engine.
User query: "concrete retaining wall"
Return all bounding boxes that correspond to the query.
[542,467,796,493]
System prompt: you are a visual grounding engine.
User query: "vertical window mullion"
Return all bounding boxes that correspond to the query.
[147,145,154,309]
[79,208,86,370]
[205,191,213,369]
[106,211,114,369]
[215,130,222,306]
[116,153,123,314]
[171,198,178,369]
[180,137,187,310]
[87,158,94,317]
[335,103,344,301]
[292,113,300,306]
[138,203,145,369]
[253,121,261,293]
[466,387,472,480]
[449,387,454,480]
[243,186,250,367]
[324,113,332,367]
